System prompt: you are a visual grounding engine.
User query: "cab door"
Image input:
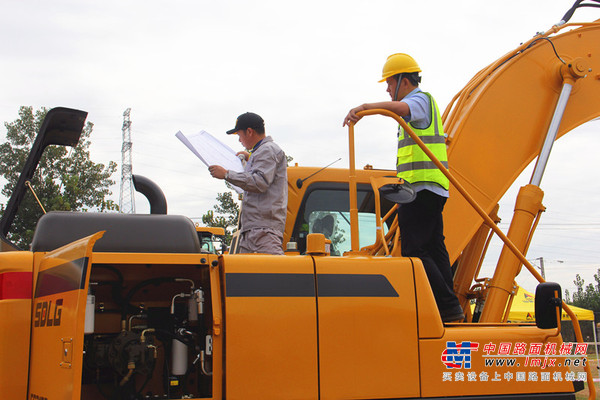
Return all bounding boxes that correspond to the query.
[28,232,103,400]
[315,256,421,399]
[222,254,319,400]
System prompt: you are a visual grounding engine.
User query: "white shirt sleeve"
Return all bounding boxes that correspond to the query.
[403,91,431,129]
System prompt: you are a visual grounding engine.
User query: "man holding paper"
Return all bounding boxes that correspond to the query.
[209,112,288,255]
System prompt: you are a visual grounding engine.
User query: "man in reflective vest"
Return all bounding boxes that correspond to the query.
[343,53,463,322]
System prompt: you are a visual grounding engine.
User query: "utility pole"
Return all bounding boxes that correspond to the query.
[530,257,564,280]
[538,257,545,280]
[119,108,135,214]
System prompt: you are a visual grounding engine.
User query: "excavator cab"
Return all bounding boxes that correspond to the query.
[288,180,396,255]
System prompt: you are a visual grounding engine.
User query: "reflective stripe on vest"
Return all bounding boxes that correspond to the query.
[397,92,449,190]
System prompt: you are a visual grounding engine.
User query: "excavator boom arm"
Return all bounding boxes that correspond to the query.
[443,21,600,266]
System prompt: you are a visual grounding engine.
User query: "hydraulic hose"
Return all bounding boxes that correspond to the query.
[122,277,178,319]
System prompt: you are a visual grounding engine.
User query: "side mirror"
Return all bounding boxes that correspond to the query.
[535,282,562,329]
[379,177,417,204]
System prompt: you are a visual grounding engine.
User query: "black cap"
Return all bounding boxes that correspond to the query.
[226,112,264,134]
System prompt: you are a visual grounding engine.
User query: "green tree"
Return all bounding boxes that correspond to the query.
[0,106,118,248]
[201,191,240,244]
[564,269,600,312]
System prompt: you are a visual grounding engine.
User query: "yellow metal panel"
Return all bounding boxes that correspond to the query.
[420,326,577,397]
[0,252,33,399]
[412,257,445,339]
[315,256,420,399]
[28,232,103,400]
[0,299,31,398]
[197,226,226,236]
[209,258,224,400]
[223,255,318,400]
[90,252,207,265]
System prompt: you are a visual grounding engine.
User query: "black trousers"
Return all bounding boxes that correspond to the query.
[397,190,461,313]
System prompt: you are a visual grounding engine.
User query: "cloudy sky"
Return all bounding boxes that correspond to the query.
[1,0,599,295]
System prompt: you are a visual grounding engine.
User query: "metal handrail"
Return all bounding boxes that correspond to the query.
[348,108,541,279]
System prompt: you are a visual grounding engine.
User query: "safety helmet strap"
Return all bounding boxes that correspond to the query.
[393,73,404,101]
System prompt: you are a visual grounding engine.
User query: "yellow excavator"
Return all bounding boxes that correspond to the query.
[1,2,599,399]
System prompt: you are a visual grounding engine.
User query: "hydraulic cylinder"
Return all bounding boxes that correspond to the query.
[480,184,544,322]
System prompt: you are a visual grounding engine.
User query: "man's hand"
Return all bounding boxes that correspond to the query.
[343,104,366,127]
[236,151,250,161]
[209,165,227,180]
[344,101,410,126]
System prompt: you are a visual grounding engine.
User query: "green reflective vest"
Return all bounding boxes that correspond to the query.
[397,92,449,190]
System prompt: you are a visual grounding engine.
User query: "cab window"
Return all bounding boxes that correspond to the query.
[291,183,394,255]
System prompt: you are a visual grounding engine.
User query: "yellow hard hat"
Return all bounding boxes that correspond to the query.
[379,53,421,82]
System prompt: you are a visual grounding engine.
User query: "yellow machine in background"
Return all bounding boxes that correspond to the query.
[1,4,599,400]
[196,226,226,254]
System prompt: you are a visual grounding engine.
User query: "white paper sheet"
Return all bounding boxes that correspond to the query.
[176,130,244,194]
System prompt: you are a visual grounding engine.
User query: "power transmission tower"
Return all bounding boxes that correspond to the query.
[119,108,135,213]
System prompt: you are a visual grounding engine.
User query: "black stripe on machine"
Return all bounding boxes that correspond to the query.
[225,273,398,298]
[226,273,316,297]
[318,274,398,297]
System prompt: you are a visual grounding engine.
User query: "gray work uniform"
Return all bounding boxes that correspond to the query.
[225,136,288,255]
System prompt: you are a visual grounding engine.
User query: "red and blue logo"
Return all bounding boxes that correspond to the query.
[441,341,479,369]
[523,292,534,303]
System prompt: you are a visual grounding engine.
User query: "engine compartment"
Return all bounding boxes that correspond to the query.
[81,261,215,400]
